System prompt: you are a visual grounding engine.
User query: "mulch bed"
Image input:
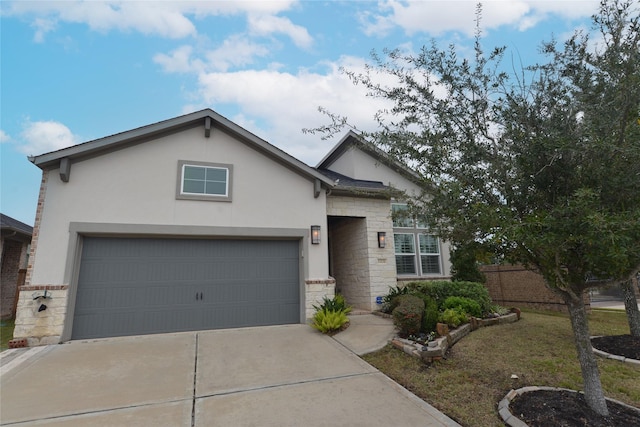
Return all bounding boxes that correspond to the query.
[509,334,640,426]
[510,389,640,427]
[591,334,640,360]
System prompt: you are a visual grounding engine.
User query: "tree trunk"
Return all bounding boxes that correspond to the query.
[563,292,609,416]
[621,279,640,337]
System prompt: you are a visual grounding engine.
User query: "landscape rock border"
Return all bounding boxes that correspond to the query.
[498,386,640,427]
[390,309,520,363]
[591,335,640,365]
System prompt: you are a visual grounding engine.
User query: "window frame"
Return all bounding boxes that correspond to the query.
[176,160,233,202]
[391,202,442,276]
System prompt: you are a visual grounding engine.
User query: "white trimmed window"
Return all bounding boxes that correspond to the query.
[392,203,441,276]
[177,161,233,201]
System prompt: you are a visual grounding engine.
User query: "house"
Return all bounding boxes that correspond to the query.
[1,214,33,320]
[13,109,451,346]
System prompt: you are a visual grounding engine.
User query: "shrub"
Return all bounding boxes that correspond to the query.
[392,295,425,337]
[492,305,512,316]
[381,285,409,313]
[449,242,487,284]
[416,293,439,333]
[312,309,349,334]
[438,307,468,328]
[442,296,482,318]
[311,294,352,334]
[405,280,493,314]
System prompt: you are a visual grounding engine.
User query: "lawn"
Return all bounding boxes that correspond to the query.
[1,319,15,351]
[362,309,640,427]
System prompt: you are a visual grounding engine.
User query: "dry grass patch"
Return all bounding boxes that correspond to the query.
[362,309,639,427]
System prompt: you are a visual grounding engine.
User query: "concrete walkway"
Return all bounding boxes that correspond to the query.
[0,315,460,426]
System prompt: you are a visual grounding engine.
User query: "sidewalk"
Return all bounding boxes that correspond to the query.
[331,312,397,355]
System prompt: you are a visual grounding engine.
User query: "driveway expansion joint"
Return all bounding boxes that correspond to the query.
[191,333,199,427]
[195,371,376,399]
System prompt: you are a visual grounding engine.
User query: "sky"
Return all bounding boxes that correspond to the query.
[1,0,604,226]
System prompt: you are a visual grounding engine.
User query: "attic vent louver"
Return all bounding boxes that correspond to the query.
[204,117,211,138]
[60,158,71,182]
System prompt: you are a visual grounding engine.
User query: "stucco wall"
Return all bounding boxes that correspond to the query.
[326,147,421,198]
[19,124,331,344]
[326,145,452,278]
[30,125,329,286]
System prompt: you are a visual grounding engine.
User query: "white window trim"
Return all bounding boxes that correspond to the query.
[176,160,233,202]
[392,202,442,276]
[394,232,417,275]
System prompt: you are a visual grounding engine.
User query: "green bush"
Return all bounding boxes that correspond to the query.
[442,296,482,318]
[405,280,493,314]
[312,309,349,333]
[438,307,469,328]
[449,243,487,283]
[392,294,425,337]
[420,294,439,333]
[381,285,409,313]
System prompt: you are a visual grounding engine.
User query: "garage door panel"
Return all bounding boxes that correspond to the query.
[72,237,300,339]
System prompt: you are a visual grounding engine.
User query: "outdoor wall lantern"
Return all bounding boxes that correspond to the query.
[378,232,386,248]
[311,225,321,244]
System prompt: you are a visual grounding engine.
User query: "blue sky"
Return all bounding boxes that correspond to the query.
[1,0,602,226]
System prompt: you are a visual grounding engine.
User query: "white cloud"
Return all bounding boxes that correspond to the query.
[31,17,57,43]
[247,14,313,49]
[154,45,204,73]
[0,130,11,143]
[6,1,196,39]
[4,0,302,40]
[154,36,274,74]
[205,35,271,72]
[18,121,79,156]
[195,56,398,164]
[361,0,600,37]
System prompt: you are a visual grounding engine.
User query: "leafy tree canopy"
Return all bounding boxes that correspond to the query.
[310,0,640,300]
[306,0,640,415]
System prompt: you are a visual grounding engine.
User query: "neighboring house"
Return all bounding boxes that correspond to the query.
[1,214,33,320]
[13,109,451,346]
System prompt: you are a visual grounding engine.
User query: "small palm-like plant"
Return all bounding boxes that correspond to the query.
[312,309,349,334]
[312,294,352,314]
[311,294,352,334]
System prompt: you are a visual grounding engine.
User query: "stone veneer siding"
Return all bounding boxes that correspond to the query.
[326,195,396,311]
[13,286,69,346]
[305,278,336,319]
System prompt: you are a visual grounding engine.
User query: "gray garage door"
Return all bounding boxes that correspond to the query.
[72,237,300,339]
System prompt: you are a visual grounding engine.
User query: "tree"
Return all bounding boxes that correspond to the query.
[622,278,640,336]
[307,0,640,415]
[449,241,487,283]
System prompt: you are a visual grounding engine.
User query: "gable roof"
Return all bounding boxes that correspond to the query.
[316,168,395,199]
[316,130,422,185]
[1,213,33,238]
[30,109,335,187]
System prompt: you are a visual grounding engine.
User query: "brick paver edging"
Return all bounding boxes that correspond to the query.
[498,386,640,427]
[591,336,640,366]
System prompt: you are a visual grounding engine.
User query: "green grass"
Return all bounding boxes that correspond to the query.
[1,319,15,351]
[362,309,639,427]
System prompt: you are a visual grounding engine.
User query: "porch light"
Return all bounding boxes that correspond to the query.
[311,225,321,244]
[377,232,386,248]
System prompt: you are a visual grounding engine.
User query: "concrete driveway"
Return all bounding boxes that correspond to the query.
[1,324,459,426]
